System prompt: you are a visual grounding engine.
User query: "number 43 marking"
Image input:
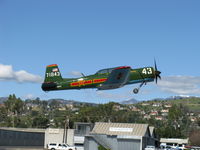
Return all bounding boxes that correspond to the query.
[142,68,152,74]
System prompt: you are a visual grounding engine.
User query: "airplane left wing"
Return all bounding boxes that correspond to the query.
[98,66,131,90]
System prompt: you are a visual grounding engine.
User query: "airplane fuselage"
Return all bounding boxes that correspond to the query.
[42,67,155,91]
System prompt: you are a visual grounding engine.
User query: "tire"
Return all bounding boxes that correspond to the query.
[51,148,55,150]
[133,88,139,94]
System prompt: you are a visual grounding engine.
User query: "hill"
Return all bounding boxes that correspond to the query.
[120,98,138,104]
[143,96,200,113]
[168,97,200,112]
[1,95,200,112]
[0,97,8,104]
[47,98,97,106]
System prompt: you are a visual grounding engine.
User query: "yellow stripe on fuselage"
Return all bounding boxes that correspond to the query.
[70,78,107,87]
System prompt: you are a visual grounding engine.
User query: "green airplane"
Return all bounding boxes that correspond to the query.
[41,62,161,94]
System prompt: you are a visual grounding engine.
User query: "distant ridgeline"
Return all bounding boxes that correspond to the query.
[1,95,200,105]
[0,97,8,104]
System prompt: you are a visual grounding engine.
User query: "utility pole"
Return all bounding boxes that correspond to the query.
[65,118,69,144]
[63,116,67,143]
[63,116,69,144]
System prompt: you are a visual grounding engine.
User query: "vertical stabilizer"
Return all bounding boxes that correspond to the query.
[44,64,63,82]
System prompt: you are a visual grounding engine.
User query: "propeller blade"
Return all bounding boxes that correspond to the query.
[154,59,158,71]
[154,59,161,84]
[156,76,158,84]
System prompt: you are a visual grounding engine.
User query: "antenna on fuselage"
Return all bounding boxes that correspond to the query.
[81,73,86,77]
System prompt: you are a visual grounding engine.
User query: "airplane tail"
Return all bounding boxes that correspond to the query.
[44,64,63,82]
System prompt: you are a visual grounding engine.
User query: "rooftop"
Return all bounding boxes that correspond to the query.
[160,138,189,144]
[0,127,45,133]
[91,122,149,137]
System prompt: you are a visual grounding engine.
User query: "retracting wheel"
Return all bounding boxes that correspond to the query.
[133,81,145,94]
[133,88,139,94]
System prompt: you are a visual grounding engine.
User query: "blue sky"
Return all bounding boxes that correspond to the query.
[0,0,200,103]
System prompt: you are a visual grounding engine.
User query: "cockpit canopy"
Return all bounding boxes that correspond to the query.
[95,67,115,74]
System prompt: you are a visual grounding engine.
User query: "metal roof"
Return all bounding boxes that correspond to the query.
[0,127,45,133]
[91,122,149,136]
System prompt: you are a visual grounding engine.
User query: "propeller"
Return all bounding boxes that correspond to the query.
[154,59,161,84]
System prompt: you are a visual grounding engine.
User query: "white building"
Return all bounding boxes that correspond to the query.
[44,128,74,149]
[160,138,189,148]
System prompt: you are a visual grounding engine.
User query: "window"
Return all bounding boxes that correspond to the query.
[96,69,108,74]
[96,68,114,74]
[62,144,68,147]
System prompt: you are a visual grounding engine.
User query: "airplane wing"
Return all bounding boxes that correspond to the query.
[98,66,131,90]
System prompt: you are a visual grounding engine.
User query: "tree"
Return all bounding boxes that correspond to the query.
[32,115,49,128]
[0,106,8,126]
[166,104,189,138]
[197,119,200,127]
[14,98,24,115]
[49,100,61,109]
[4,94,24,115]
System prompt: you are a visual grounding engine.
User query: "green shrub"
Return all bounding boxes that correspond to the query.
[98,145,110,150]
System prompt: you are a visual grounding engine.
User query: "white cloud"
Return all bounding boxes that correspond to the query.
[0,64,14,79]
[158,76,200,95]
[0,64,43,83]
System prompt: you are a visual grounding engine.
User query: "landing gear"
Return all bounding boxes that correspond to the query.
[133,81,146,94]
[133,88,139,94]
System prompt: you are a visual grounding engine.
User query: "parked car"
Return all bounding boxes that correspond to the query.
[145,145,156,150]
[47,143,77,150]
[160,145,173,150]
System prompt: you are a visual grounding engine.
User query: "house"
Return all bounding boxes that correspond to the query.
[161,109,169,113]
[58,107,66,111]
[66,104,74,110]
[129,106,141,112]
[140,111,146,115]
[152,103,161,107]
[161,109,169,116]
[164,104,172,108]
[84,122,155,150]
[155,116,163,121]
[113,104,125,111]
[26,103,40,111]
[189,116,197,122]
[144,114,151,120]
[141,103,150,106]
[150,111,158,116]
